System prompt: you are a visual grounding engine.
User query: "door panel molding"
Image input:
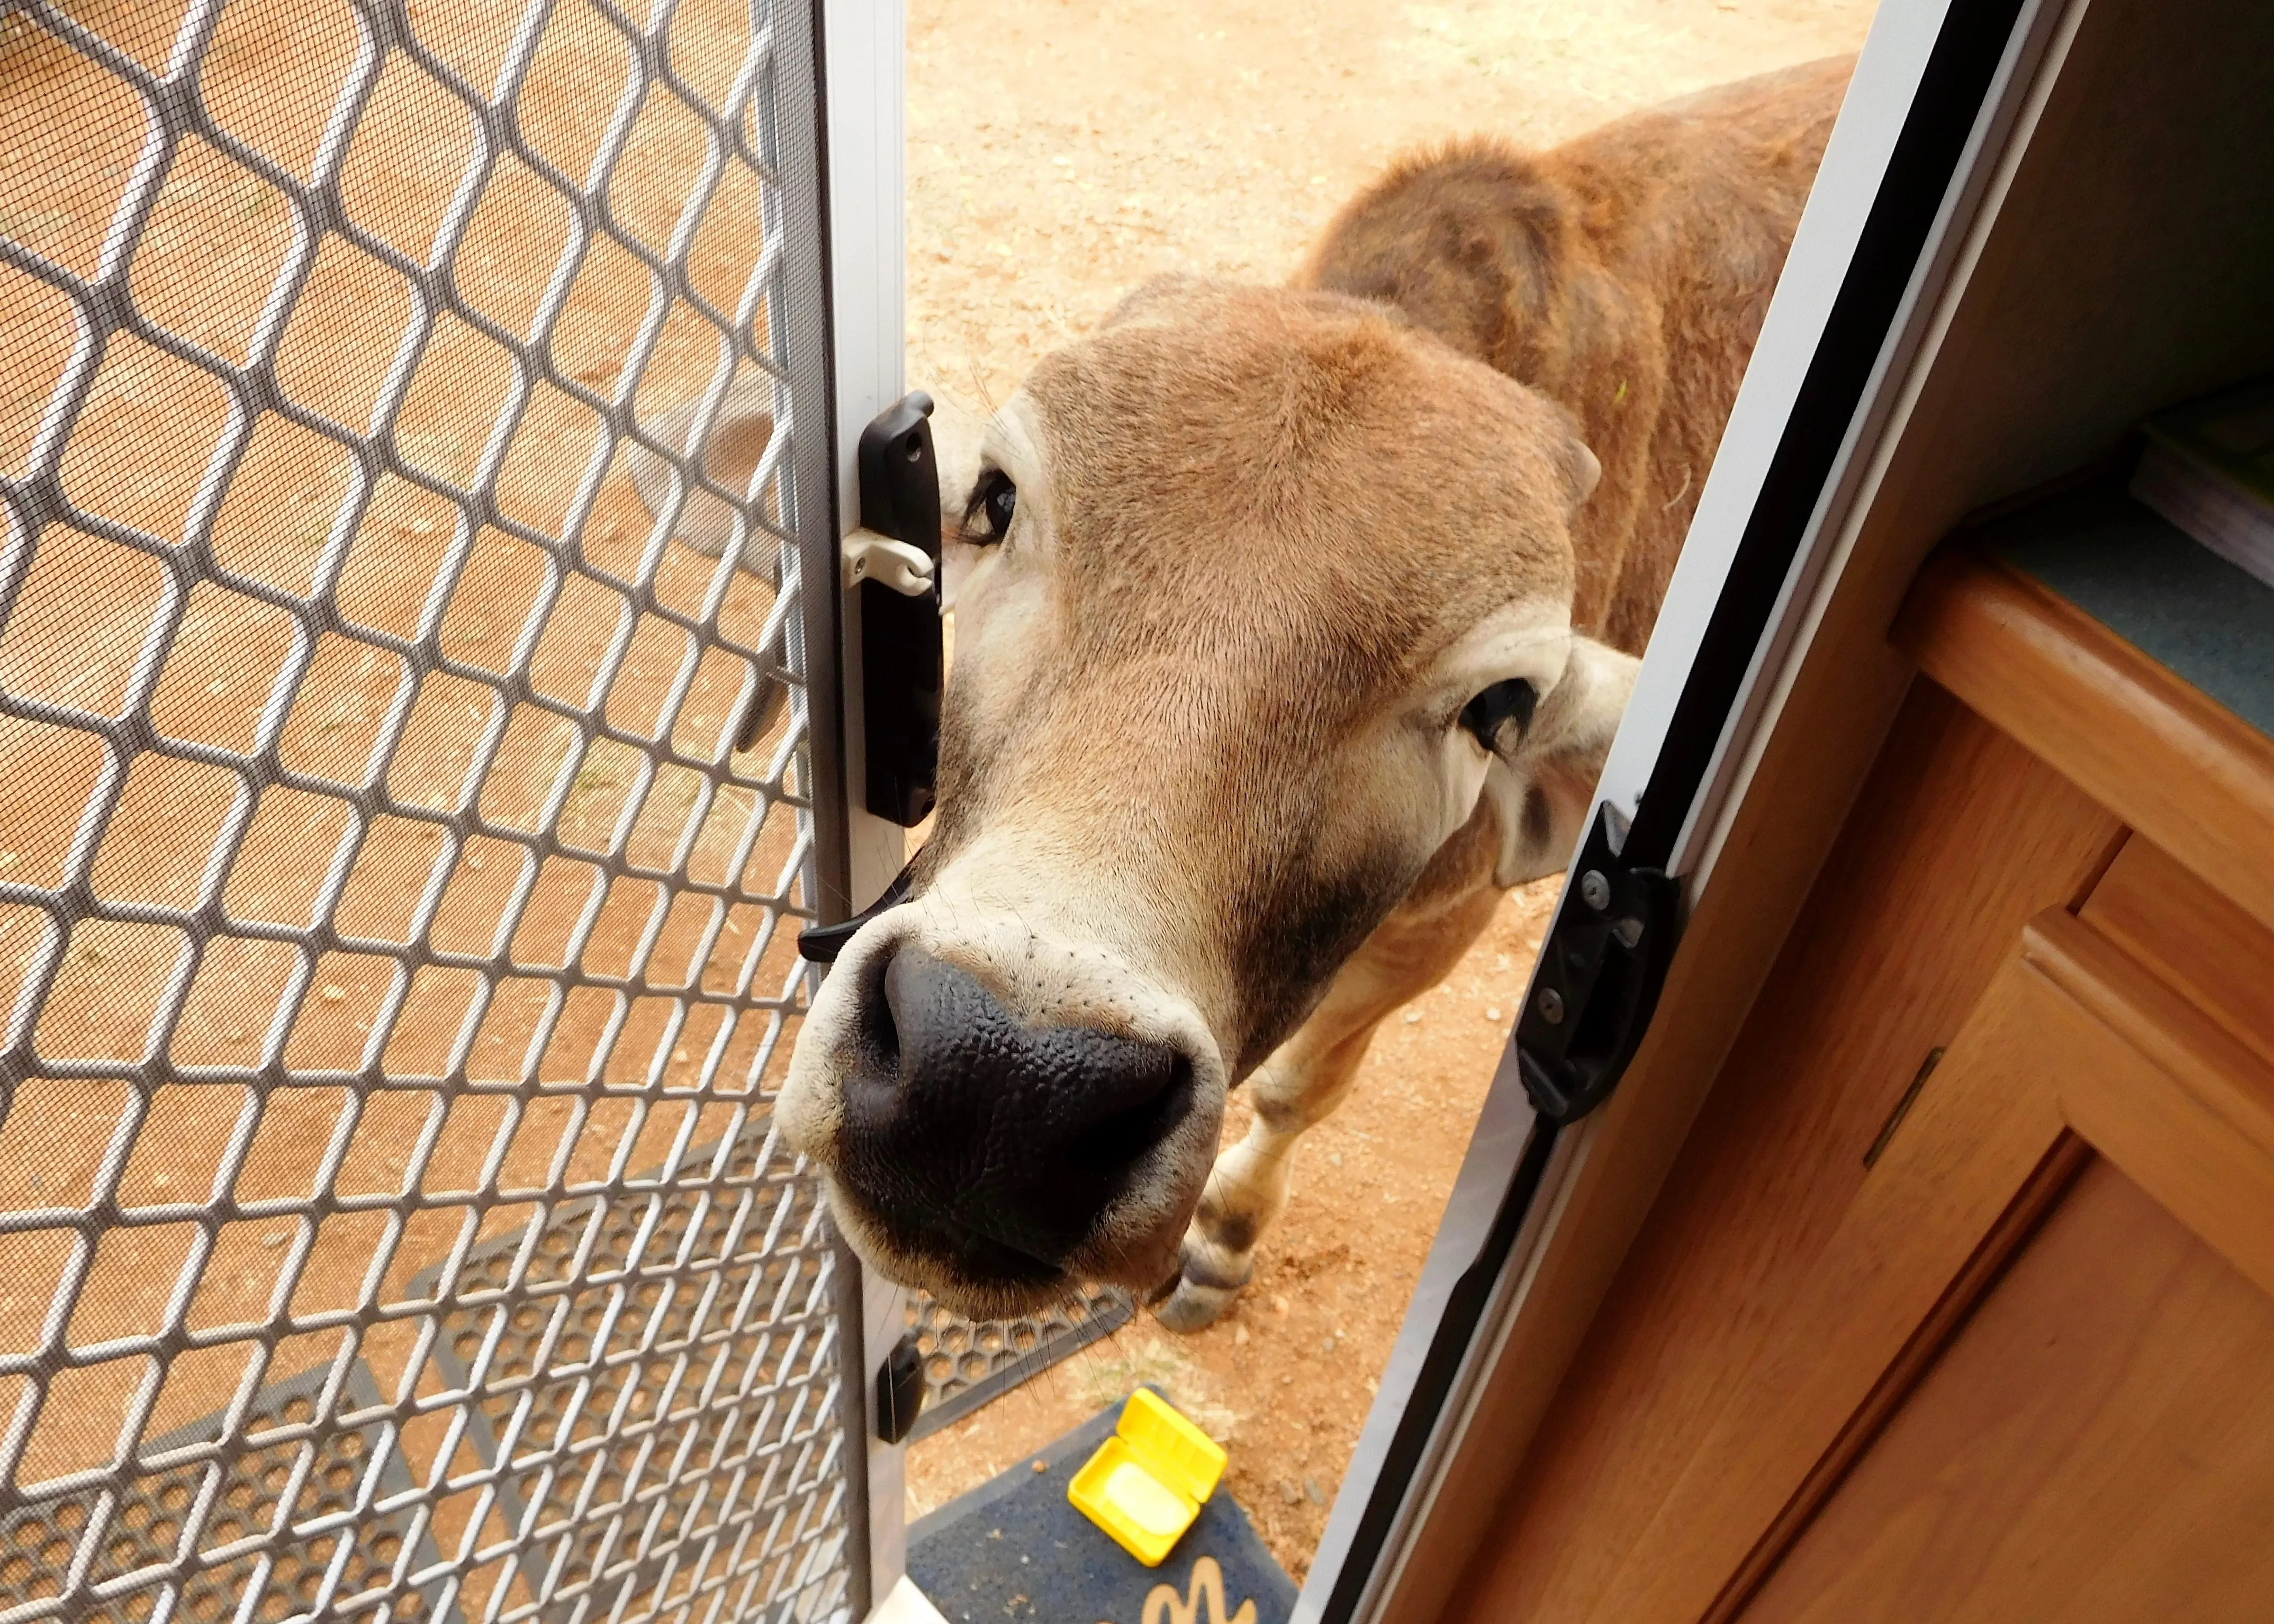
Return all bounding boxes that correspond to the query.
[2023,910,2274,1301]
[1610,899,2274,1623]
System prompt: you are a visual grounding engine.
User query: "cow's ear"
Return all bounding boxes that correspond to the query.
[627,376,779,577]
[1485,633,1638,887]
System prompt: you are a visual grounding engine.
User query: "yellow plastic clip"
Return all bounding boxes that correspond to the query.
[1067,1388,1229,1567]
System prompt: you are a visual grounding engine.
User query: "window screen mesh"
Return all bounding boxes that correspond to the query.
[0,2,852,1620]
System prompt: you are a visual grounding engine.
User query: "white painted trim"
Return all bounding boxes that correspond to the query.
[1667,0,2068,889]
[820,0,915,919]
[818,1,913,1614]
[1685,0,2086,894]
[870,1575,951,1624]
[1586,0,1962,847]
[822,0,905,524]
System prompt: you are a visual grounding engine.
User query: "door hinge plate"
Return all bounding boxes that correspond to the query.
[1515,801,1682,1123]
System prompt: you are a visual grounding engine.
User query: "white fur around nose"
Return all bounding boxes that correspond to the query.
[777,861,1234,1307]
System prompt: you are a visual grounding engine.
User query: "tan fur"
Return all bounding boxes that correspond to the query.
[770,60,1852,1324]
[924,283,1596,1071]
[1302,57,1851,650]
[784,285,1601,1314]
[1160,62,1852,1325]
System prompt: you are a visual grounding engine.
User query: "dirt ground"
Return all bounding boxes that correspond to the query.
[897,0,1879,1581]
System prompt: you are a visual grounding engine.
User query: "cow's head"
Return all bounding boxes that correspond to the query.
[773,280,1635,1316]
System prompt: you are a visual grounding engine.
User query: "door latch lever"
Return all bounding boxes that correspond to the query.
[843,528,936,595]
[854,393,945,827]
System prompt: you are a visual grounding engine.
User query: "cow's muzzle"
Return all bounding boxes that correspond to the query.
[822,943,1199,1300]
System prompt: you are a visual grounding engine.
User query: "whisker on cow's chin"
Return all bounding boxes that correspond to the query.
[826,1195,1067,1321]
[823,1156,1201,1324]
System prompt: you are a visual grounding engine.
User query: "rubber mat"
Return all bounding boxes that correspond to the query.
[904,1280,1133,1442]
[907,1390,1296,1624]
[0,1359,456,1624]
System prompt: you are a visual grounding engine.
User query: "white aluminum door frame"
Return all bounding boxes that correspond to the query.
[813,1,916,1614]
[800,2,2083,1618]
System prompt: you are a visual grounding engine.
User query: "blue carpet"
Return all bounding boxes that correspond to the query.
[1987,477,2274,741]
[908,1390,1297,1624]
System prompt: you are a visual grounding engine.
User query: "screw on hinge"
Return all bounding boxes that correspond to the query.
[1864,1046,1945,1169]
[1536,987,1566,1025]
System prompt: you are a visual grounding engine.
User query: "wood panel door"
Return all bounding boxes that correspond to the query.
[1731,837,2274,1621]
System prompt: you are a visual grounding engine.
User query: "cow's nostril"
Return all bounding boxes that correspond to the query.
[856,945,901,1072]
[1068,1054,1193,1172]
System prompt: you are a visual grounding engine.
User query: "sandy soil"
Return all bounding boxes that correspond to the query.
[898,0,1878,1582]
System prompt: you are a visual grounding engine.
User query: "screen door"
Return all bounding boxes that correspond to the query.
[0,2,863,1620]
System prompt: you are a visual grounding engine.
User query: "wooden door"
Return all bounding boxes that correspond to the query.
[1443,678,2274,1623]
[1730,836,2274,1621]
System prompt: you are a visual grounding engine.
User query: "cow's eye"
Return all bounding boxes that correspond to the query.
[964,469,1016,542]
[1459,678,1538,756]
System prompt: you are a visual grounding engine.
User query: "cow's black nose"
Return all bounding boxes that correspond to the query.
[834,945,1194,1274]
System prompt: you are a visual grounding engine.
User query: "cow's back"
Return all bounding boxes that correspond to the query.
[1301,57,1853,651]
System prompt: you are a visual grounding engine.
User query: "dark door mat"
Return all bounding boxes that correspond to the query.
[907,1390,1296,1624]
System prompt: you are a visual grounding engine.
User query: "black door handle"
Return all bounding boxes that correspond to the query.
[856,393,944,826]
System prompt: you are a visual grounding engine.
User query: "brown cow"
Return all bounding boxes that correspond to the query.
[755,57,1853,1325]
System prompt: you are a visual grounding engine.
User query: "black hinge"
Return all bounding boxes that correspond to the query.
[856,392,945,826]
[1515,801,1682,1123]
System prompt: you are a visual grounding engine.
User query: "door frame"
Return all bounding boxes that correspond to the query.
[800,0,2097,1617]
[1300,0,2082,1617]
[810,0,917,1611]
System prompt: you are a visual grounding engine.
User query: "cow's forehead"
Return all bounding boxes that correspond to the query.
[1013,281,1581,664]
